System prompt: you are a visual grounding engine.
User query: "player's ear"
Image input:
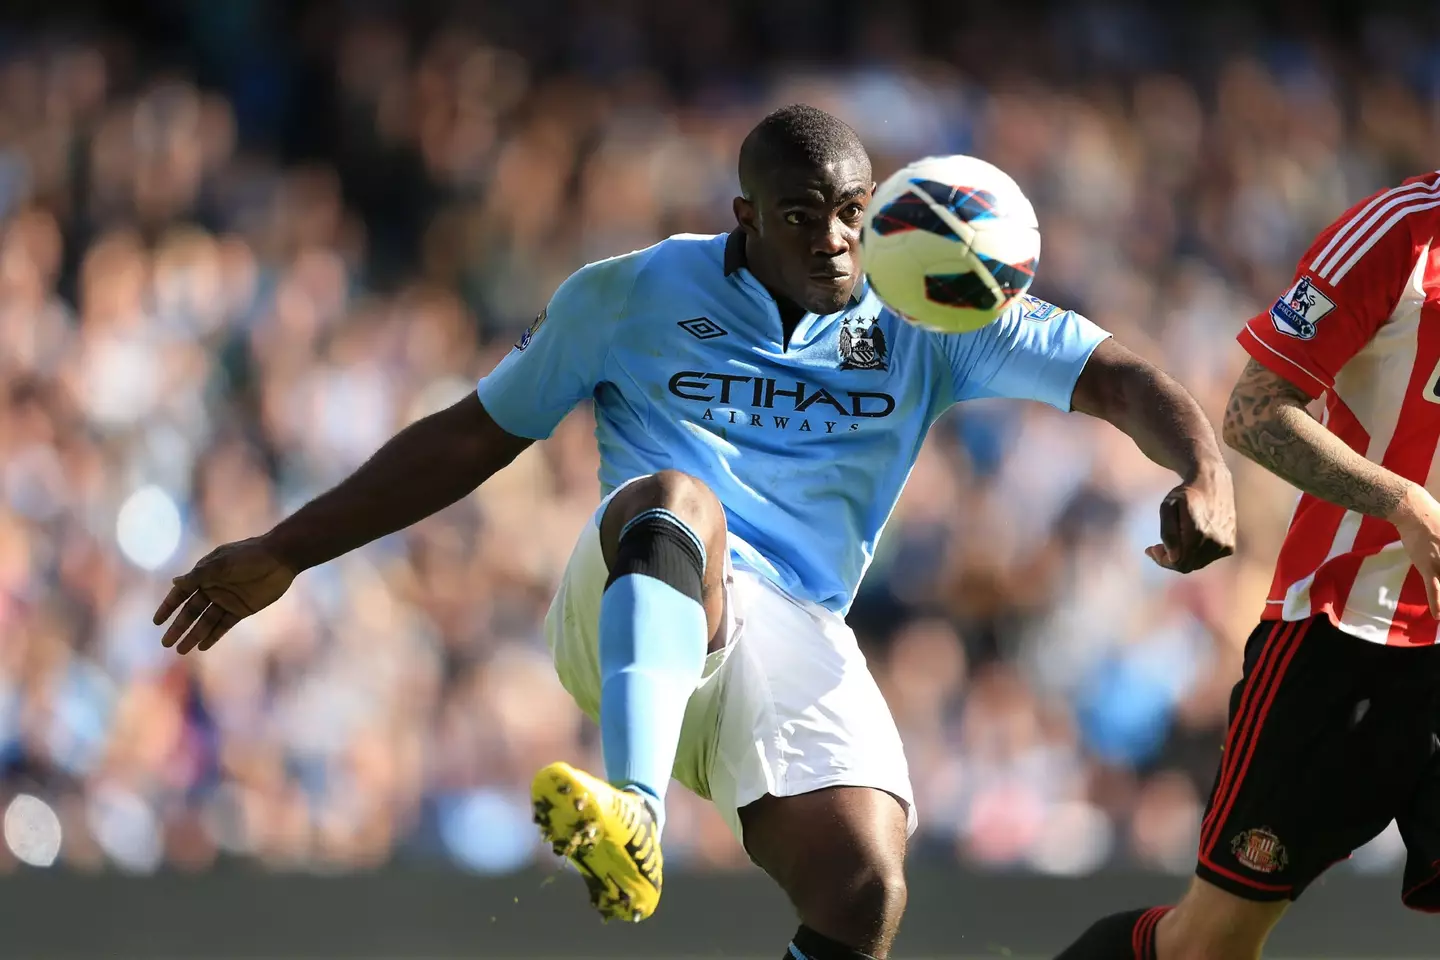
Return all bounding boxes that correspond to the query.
[733,196,758,235]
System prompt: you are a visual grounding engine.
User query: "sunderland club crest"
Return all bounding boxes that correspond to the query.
[1231,827,1288,874]
[839,316,887,371]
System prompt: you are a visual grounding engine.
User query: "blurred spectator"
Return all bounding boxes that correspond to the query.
[0,0,1432,881]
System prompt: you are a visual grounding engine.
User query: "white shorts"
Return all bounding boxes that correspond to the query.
[545,488,918,845]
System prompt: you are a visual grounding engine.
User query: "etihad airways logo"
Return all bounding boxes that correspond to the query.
[667,370,895,433]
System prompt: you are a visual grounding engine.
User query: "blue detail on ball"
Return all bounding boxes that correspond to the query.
[925,254,1039,311]
[870,179,1003,241]
[977,253,1038,298]
[910,179,1001,223]
[870,190,960,240]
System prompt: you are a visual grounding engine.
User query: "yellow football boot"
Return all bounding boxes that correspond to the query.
[531,761,663,923]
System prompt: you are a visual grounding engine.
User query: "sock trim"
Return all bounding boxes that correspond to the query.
[1132,906,1170,960]
[622,783,661,804]
[619,507,707,574]
[791,925,877,960]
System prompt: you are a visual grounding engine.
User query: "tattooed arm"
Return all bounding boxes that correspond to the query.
[1222,358,1440,615]
[1220,359,1410,518]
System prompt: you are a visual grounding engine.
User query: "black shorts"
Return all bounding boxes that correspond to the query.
[1195,614,1440,910]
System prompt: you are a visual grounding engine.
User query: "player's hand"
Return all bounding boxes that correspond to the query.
[1145,465,1237,573]
[1389,483,1440,619]
[153,536,297,654]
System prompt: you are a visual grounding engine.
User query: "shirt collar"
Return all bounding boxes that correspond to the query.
[723,228,747,276]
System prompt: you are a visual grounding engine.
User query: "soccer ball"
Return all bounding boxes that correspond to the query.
[861,155,1041,334]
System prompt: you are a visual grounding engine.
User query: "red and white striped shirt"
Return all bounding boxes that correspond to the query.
[1238,170,1440,647]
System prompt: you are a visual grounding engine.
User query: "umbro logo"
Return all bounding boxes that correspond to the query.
[678,317,727,341]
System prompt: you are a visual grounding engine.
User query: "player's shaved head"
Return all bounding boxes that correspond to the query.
[733,105,873,316]
[738,105,871,200]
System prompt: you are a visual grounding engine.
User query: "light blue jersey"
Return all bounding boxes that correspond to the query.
[477,232,1109,614]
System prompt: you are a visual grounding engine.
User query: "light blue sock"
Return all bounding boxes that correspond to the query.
[598,518,709,835]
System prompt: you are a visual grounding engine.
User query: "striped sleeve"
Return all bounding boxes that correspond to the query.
[1238,173,1440,396]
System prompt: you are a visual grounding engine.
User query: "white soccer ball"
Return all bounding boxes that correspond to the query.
[861,155,1041,334]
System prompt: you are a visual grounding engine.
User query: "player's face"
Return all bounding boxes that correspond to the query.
[737,158,872,315]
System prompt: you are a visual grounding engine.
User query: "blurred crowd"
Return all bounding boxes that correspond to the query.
[1,0,1438,877]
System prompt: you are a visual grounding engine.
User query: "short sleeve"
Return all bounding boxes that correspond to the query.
[1237,187,1420,398]
[475,257,631,439]
[944,295,1112,410]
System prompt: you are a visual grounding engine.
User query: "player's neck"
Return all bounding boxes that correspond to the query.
[757,283,804,348]
[773,294,804,325]
[742,243,784,301]
[741,239,807,342]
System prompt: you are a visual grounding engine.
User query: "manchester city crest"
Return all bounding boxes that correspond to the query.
[839,316,888,371]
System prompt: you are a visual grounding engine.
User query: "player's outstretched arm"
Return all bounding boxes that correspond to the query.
[1223,357,1440,615]
[1070,338,1236,573]
[153,394,532,654]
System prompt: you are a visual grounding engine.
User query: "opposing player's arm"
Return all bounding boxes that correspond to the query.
[1225,193,1416,515]
[1221,358,1409,518]
[1224,187,1440,615]
[1222,359,1440,616]
[156,254,630,653]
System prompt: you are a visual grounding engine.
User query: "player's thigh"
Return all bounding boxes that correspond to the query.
[1156,876,1288,960]
[1195,617,1422,904]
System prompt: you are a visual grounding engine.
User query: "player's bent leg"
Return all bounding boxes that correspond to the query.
[741,786,909,960]
[1153,876,1287,960]
[533,470,727,923]
[1053,879,1285,960]
[595,469,728,812]
[1056,615,1408,959]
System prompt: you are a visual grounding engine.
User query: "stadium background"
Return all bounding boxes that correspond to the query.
[0,0,1436,956]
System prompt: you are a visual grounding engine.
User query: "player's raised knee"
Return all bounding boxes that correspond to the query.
[599,470,727,647]
[601,470,724,563]
[631,469,721,521]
